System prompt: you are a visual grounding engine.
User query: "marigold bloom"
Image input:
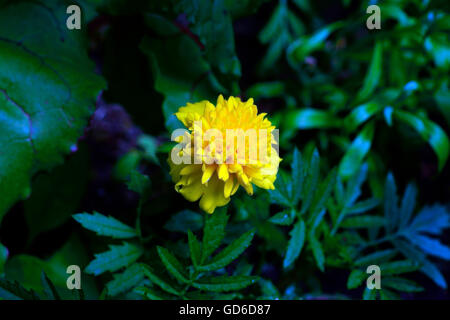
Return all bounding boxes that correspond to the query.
[168,95,281,213]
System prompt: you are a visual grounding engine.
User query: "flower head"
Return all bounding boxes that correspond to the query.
[168,95,281,213]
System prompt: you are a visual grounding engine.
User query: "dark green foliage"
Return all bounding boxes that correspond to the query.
[0,0,448,301]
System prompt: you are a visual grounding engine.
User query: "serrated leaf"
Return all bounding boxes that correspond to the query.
[291,148,304,205]
[283,219,306,269]
[394,239,447,289]
[404,234,450,260]
[188,230,202,267]
[201,208,228,263]
[0,278,39,300]
[141,264,180,296]
[192,275,258,292]
[299,149,320,215]
[308,168,336,225]
[269,171,292,207]
[398,183,417,229]
[73,212,137,239]
[0,1,105,220]
[199,230,255,272]
[85,242,143,276]
[157,246,189,284]
[106,263,145,297]
[408,204,450,235]
[41,272,60,300]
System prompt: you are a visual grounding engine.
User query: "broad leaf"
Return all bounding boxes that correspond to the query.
[0,1,105,220]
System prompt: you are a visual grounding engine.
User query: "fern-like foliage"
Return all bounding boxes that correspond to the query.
[135,208,257,300]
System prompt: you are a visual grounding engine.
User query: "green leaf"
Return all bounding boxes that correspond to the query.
[283,219,306,269]
[287,22,343,65]
[126,170,151,198]
[201,208,228,263]
[137,134,159,165]
[0,278,39,300]
[394,109,449,171]
[156,246,189,284]
[259,279,281,299]
[384,173,398,233]
[354,249,397,267]
[165,210,203,233]
[291,148,304,206]
[24,147,88,239]
[0,1,105,221]
[339,121,375,180]
[379,260,421,275]
[188,230,202,267]
[341,215,385,228]
[404,234,450,260]
[199,230,255,272]
[134,286,175,300]
[308,232,325,271]
[269,171,292,207]
[299,149,320,215]
[424,32,450,69]
[106,263,145,297]
[394,239,447,289]
[192,275,258,292]
[73,212,138,239]
[363,287,378,300]
[399,183,417,229]
[0,243,7,275]
[41,272,60,300]
[344,102,382,132]
[269,209,295,226]
[85,242,143,276]
[347,269,366,289]
[141,264,180,296]
[383,277,423,293]
[347,198,380,215]
[356,41,383,103]
[284,108,342,130]
[141,15,221,132]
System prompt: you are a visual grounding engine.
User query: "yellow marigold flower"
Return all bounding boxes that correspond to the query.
[168,95,281,214]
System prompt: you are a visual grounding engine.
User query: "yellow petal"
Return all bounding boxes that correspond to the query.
[201,165,216,184]
[224,176,234,198]
[218,164,229,181]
